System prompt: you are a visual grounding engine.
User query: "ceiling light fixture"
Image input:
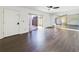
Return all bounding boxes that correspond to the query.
[47,6,60,10]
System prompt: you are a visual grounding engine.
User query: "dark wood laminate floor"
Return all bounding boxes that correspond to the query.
[0,28,79,52]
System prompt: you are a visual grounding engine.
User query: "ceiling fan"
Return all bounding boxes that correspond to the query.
[47,6,60,10]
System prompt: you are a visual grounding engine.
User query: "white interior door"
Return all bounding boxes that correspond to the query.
[4,9,20,37]
[0,8,3,39]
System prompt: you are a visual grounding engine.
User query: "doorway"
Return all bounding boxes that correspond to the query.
[55,15,67,26]
[29,14,43,31]
[55,15,67,28]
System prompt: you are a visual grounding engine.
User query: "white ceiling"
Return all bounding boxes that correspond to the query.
[25,6,79,14]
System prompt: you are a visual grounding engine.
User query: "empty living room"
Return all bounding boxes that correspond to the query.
[0,6,79,52]
[1,0,79,59]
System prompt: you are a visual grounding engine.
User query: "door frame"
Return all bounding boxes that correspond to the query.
[28,13,43,32]
[55,15,67,25]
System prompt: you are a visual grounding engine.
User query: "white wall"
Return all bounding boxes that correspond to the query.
[0,8,3,39]
[3,8,20,37]
[50,15,56,25]
[0,6,51,39]
[67,14,79,25]
[4,6,51,28]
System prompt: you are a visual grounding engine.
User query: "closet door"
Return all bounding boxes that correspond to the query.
[0,8,3,39]
[4,9,20,37]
